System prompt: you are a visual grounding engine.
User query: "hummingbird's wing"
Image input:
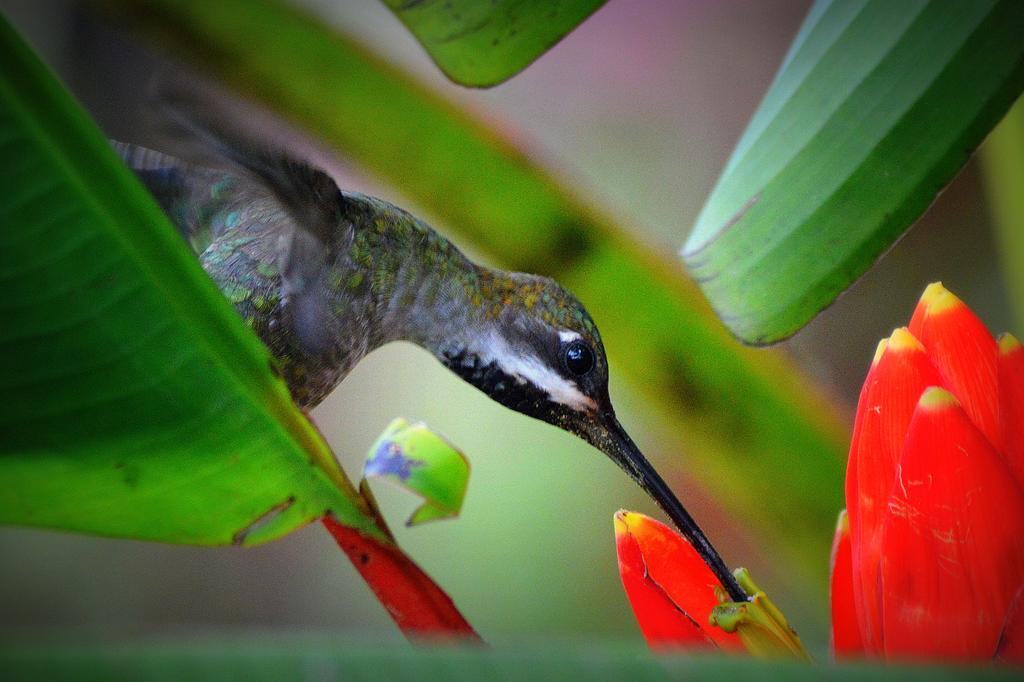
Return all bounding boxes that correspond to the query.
[158,112,353,358]
[112,140,245,255]
[114,115,351,357]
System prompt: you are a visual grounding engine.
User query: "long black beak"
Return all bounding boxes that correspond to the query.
[598,414,747,602]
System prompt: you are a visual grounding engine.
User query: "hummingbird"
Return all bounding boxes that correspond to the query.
[113,130,747,602]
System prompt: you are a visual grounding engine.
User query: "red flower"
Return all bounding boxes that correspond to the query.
[833,282,1024,662]
[614,510,743,651]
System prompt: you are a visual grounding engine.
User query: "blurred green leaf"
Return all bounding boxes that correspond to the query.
[0,11,382,546]
[980,95,1024,331]
[95,0,850,581]
[1,638,1019,681]
[363,418,469,526]
[380,0,606,87]
[683,0,1024,344]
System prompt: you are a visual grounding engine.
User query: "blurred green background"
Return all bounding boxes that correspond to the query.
[0,0,1012,650]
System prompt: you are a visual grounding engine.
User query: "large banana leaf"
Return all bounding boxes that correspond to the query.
[683,0,1024,344]
[381,0,606,87]
[0,12,380,546]
[94,0,850,576]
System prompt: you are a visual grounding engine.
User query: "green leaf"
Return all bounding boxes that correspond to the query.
[381,0,606,88]
[1,638,1019,681]
[0,12,381,546]
[94,0,850,581]
[683,0,1024,344]
[363,418,469,526]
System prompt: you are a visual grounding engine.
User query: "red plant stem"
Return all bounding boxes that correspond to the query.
[321,515,481,642]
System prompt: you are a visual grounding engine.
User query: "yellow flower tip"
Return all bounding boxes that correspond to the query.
[614,509,633,535]
[998,332,1021,356]
[918,281,963,317]
[887,327,924,354]
[918,386,959,411]
[872,338,889,366]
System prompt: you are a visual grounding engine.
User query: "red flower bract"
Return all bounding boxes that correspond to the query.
[829,510,863,656]
[614,510,742,651]
[832,282,1024,662]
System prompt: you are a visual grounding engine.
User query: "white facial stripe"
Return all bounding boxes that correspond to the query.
[503,354,597,411]
[482,332,597,412]
[558,330,582,344]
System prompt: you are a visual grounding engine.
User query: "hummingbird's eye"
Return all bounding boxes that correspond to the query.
[563,341,595,376]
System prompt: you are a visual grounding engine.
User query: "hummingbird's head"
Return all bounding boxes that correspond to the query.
[440,271,610,432]
[439,269,745,602]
